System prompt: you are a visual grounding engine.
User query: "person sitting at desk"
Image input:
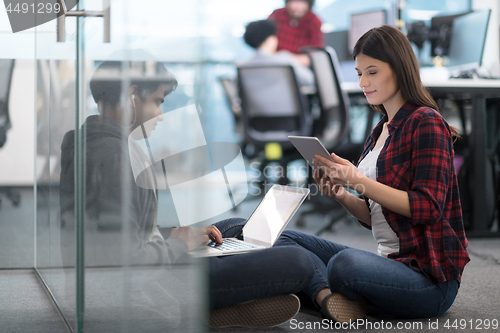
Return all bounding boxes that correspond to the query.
[268,0,324,66]
[274,25,469,323]
[239,19,315,92]
[59,56,314,328]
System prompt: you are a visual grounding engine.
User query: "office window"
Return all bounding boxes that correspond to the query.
[318,0,391,32]
[404,0,471,24]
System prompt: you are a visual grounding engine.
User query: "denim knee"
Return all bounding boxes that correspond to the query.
[213,217,247,238]
[275,246,315,289]
[274,229,304,247]
[327,249,367,295]
[437,280,459,316]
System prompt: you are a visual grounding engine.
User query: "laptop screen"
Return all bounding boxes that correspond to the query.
[243,185,309,245]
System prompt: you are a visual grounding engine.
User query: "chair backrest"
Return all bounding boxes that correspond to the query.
[0,59,15,119]
[219,76,245,143]
[219,76,241,117]
[305,47,350,150]
[0,59,15,147]
[237,65,311,148]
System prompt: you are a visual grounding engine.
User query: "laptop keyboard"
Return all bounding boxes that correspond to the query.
[207,238,256,251]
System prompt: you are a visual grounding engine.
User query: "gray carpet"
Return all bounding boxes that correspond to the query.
[0,270,69,333]
[0,187,34,268]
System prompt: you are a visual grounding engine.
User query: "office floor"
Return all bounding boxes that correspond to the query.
[1,188,500,333]
[0,270,68,333]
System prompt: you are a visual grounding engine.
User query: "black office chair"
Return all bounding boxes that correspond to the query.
[295,47,376,234]
[307,47,350,148]
[451,99,499,231]
[237,64,313,184]
[0,59,21,208]
[218,76,244,143]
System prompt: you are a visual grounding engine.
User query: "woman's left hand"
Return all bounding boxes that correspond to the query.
[313,153,363,190]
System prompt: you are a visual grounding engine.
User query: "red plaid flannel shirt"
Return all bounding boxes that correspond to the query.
[268,8,324,54]
[358,103,469,284]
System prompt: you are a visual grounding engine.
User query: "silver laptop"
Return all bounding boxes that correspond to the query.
[190,184,310,257]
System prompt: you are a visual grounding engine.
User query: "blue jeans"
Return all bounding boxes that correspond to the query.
[274,230,459,319]
[208,218,314,309]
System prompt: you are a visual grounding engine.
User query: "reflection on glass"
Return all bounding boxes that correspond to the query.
[59,57,204,331]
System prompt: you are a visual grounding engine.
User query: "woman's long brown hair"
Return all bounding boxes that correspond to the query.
[352,25,460,139]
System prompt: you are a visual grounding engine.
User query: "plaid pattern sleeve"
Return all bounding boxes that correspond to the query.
[269,8,324,54]
[358,103,469,284]
[407,109,454,224]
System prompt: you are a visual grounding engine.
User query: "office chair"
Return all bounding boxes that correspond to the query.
[219,76,241,119]
[451,99,499,231]
[237,64,313,184]
[218,76,244,144]
[296,47,376,234]
[0,59,21,208]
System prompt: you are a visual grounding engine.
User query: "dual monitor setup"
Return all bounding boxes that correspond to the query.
[330,8,492,79]
[407,9,491,78]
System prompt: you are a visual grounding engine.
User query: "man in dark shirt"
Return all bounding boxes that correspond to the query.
[268,0,324,66]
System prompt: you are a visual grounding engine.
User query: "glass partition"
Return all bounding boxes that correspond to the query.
[4,0,322,331]
[34,0,243,331]
[35,7,79,330]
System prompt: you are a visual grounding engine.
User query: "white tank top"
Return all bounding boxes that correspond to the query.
[357,147,400,257]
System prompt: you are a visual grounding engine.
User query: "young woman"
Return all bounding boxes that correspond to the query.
[274,25,469,322]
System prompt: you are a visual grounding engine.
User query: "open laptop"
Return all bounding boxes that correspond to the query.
[189,184,310,257]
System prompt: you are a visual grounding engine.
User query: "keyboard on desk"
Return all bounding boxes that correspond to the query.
[207,238,256,251]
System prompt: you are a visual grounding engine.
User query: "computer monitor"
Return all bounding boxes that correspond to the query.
[348,10,386,54]
[325,30,349,62]
[429,12,470,57]
[447,9,491,74]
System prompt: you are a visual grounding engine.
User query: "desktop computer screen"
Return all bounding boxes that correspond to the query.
[429,12,470,57]
[447,9,491,73]
[348,10,386,54]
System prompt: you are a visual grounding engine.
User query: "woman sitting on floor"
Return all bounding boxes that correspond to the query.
[274,25,470,322]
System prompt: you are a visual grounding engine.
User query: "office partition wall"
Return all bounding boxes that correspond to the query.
[3,0,309,331]
[32,1,214,331]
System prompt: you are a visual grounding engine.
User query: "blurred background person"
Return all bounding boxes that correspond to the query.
[239,19,316,91]
[268,0,324,66]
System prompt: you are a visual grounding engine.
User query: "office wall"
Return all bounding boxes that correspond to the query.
[0,60,36,185]
[0,0,36,186]
[473,0,500,77]
[0,24,35,269]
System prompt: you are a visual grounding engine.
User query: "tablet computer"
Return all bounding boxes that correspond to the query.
[288,136,333,168]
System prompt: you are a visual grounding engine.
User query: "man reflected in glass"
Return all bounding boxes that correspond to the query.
[59,56,314,329]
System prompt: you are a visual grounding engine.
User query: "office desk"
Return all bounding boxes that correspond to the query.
[342,78,500,93]
[342,79,500,236]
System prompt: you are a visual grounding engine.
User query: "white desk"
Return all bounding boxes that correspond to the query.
[341,81,361,94]
[342,78,500,236]
[342,78,500,93]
